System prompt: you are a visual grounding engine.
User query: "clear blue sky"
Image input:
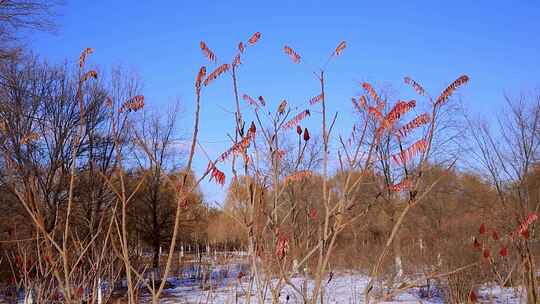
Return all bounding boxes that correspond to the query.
[28,1,540,205]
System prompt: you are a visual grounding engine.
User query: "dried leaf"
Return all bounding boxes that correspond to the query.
[218,129,256,162]
[303,128,310,141]
[284,170,312,185]
[404,76,425,96]
[309,93,324,105]
[195,66,207,90]
[512,213,538,239]
[277,99,287,114]
[381,100,416,129]
[396,113,430,138]
[258,96,266,106]
[81,70,98,82]
[368,107,382,120]
[200,41,216,62]
[391,139,428,165]
[119,95,145,113]
[309,208,317,220]
[208,162,225,186]
[362,83,383,106]
[283,110,310,129]
[248,32,261,45]
[334,41,346,56]
[388,178,413,192]
[284,45,301,63]
[79,48,94,68]
[435,75,469,107]
[21,132,39,145]
[232,53,241,67]
[243,94,259,107]
[204,64,229,86]
[479,223,486,235]
[275,234,290,259]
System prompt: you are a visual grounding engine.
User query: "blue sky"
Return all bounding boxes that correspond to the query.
[28,1,540,205]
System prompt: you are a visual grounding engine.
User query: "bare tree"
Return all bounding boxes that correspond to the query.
[0,0,59,57]
[469,90,540,304]
[130,106,199,270]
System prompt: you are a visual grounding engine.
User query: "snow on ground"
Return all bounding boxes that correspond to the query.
[144,273,430,304]
[475,284,523,304]
[1,254,523,303]
[139,266,523,303]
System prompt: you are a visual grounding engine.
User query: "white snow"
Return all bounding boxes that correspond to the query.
[139,270,523,303]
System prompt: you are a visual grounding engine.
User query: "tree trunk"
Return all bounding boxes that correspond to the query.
[153,235,160,269]
[393,233,403,279]
[524,246,538,304]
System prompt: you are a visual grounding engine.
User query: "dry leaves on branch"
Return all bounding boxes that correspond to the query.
[396,113,430,138]
[79,48,94,68]
[119,95,145,113]
[435,75,469,107]
[200,41,216,62]
[391,139,428,165]
[284,45,301,64]
[309,93,324,105]
[283,110,310,129]
[404,76,425,96]
[204,64,229,86]
[248,32,261,45]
